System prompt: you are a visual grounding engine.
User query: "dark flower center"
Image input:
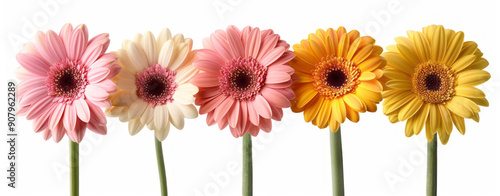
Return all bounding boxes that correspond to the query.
[136,64,177,107]
[424,73,441,91]
[145,78,167,97]
[325,69,347,89]
[230,69,254,91]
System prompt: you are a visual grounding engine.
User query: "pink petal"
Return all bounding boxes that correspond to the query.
[49,103,66,130]
[270,105,283,121]
[245,27,261,58]
[16,67,40,81]
[202,38,215,51]
[59,23,73,54]
[229,127,239,138]
[34,31,59,64]
[195,49,225,65]
[247,124,259,136]
[88,67,109,83]
[19,86,46,107]
[85,85,109,101]
[17,77,45,98]
[199,95,227,114]
[26,96,52,120]
[107,64,121,79]
[193,60,221,74]
[33,105,53,133]
[69,29,87,61]
[74,98,90,122]
[16,53,50,76]
[67,119,86,143]
[239,101,248,132]
[276,40,290,49]
[90,53,117,69]
[260,87,291,108]
[267,64,295,75]
[42,128,52,141]
[46,30,67,62]
[87,100,106,126]
[81,43,103,67]
[190,73,220,87]
[88,33,110,55]
[268,51,295,67]
[218,115,229,130]
[210,32,233,61]
[88,123,106,135]
[51,120,65,143]
[214,98,234,121]
[63,104,77,132]
[94,79,117,93]
[89,99,111,108]
[265,72,291,84]
[226,26,244,58]
[256,34,279,60]
[253,95,272,119]
[240,26,252,46]
[229,101,240,128]
[260,47,286,66]
[258,117,272,133]
[273,87,295,100]
[265,80,293,88]
[75,24,89,42]
[246,101,260,126]
[206,111,216,126]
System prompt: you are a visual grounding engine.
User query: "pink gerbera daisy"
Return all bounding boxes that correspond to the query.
[16,23,120,143]
[191,25,296,137]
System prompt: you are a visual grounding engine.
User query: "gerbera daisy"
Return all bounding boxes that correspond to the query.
[289,27,385,195]
[16,23,119,143]
[15,23,119,195]
[382,25,490,196]
[105,28,199,141]
[382,25,490,145]
[290,27,385,132]
[191,25,295,195]
[191,25,295,138]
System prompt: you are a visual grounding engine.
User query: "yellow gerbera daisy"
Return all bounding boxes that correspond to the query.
[290,27,386,131]
[382,25,490,144]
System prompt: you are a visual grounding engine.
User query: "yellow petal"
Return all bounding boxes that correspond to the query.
[358,72,376,81]
[317,99,333,128]
[430,25,446,61]
[331,98,346,123]
[398,97,423,121]
[413,103,430,135]
[382,52,415,74]
[437,104,453,134]
[303,96,324,122]
[343,94,364,112]
[450,113,465,135]
[359,80,383,92]
[455,86,485,98]
[457,70,490,86]
[405,118,415,137]
[445,96,475,118]
[337,33,349,58]
[386,80,412,90]
[345,105,360,122]
[412,31,431,62]
[443,31,464,66]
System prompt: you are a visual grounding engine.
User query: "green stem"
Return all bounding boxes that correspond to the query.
[243,133,253,196]
[427,133,437,196]
[70,141,79,196]
[155,137,168,196]
[330,126,344,196]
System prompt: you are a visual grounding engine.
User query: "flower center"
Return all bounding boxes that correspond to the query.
[136,63,177,107]
[312,55,360,99]
[412,61,456,104]
[46,60,88,102]
[219,57,267,101]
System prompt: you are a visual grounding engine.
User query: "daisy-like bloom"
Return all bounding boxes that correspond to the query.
[105,29,199,141]
[290,27,385,132]
[16,23,120,143]
[191,25,296,138]
[382,25,490,144]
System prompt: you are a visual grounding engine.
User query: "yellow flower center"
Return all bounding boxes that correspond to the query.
[312,55,361,99]
[412,61,456,104]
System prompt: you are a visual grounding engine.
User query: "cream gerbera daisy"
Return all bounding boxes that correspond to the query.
[106,29,199,141]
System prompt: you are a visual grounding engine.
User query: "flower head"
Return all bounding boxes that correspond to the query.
[290,27,385,132]
[191,26,295,138]
[382,25,490,144]
[105,29,199,141]
[16,23,120,143]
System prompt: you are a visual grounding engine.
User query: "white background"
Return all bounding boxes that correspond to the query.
[1,0,499,195]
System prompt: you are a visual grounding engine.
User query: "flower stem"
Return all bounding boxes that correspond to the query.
[427,133,437,196]
[243,133,253,196]
[70,140,79,196]
[155,137,168,196]
[330,126,344,196]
